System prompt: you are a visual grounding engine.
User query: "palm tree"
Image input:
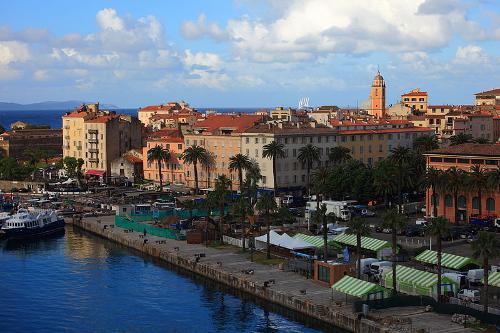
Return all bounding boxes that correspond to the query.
[473,137,490,144]
[147,145,171,191]
[346,216,371,278]
[425,217,449,302]
[389,146,413,211]
[229,154,252,192]
[373,160,397,207]
[203,192,218,246]
[204,151,216,188]
[449,133,473,146]
[244,160,262,206]
[424,168,444,218]
[469,165,489,216]
[256,192,277,259]
[329,146,352,165]
[178,199,196,220]
[444,167,466,223]
[488,166,500,190]
[298,144,320,197]
[382,210,407,295]
[471,231,500,314]
[262,141,285,195]
[233,198,251,251]
[181,145,208,194]
[413,135,439,153]
[316,203,337,263]
[213,175,232,242]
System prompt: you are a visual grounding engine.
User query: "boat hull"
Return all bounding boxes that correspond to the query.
[2,219,65,239]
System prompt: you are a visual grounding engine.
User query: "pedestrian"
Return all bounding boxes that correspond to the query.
[143,229,146,237]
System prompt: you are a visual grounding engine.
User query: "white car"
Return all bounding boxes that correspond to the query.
[457,289,480,303]
[415,218,427,226]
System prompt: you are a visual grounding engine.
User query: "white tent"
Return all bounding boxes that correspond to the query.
[255,230,315,251]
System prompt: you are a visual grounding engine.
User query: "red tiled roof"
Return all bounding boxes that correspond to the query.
[474,88,500,96]
[244,123,336,135]
[64,111,88,118]
[402,92,428,96]
[330,119,412,126]
[195,114,265,134]
[468,112,493,118]
[426,143,500,157]
[429,105,453,109]
[124,154,143,163]
[86,115,116,124]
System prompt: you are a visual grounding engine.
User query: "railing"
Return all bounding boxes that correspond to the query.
[88,138,98,144]
[88,129,98,134]
[88,148,99,153]
[89,158,99,163]
[449,297,500,315]
[222,235,243,247]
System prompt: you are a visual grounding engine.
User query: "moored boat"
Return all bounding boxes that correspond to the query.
[1,208,65,239]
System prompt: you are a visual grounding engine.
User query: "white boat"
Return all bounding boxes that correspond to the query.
[1,208,65,239]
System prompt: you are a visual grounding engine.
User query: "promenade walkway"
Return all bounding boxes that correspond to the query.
[71,216,476,333]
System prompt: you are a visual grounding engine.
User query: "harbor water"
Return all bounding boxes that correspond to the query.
[0,226,329,333]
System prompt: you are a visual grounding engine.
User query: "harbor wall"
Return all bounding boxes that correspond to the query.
[70,218,390,333]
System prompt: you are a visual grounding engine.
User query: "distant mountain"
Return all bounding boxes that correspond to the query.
[0,101,120,111]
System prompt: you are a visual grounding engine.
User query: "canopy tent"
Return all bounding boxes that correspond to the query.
[332,233,391,259]
[85,170,106,176]
[255,231,316,251]
[415,250,479,271]
[293,233,325,248]
[383,265,457,298]
[332,275,386,299]
[483,272,500,287]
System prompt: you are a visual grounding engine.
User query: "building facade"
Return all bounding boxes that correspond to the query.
[475,88,500,106]
[0,129,62,159]
[425,144,500,223]
[402,88,428,113]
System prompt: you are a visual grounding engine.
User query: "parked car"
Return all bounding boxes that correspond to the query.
[415,218,427,226]
[18,188,30,193]
[405,225,424,237]
[361,209,376,217]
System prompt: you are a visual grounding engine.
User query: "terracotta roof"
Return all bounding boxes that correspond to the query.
[139,104,176,112]
[244,123,336,135]
[337,127,434,135]
[402,91,428,97]
[330,119,412,126]
[86,115,117,124]
[147,137,184,144]
[195,114,265,134]
[475,88,500,96]
[408,115,426,121]
[468,112,493,118]
[429,105,453,109]
[64,111,88,118]
[426,143,500,157]
[124,154,143,163]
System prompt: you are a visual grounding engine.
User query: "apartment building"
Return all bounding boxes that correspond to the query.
[401,88,428,113]
[143,129,185,185]
[137,101,195,126]
[183,114,265,190]
[475,88,500,106]
[425,144,500,223]
[62,104,142,181]
[0,128,62,158]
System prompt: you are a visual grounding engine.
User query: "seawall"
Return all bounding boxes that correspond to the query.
[69,217,391,333]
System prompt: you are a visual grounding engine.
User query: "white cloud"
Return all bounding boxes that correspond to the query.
[0,41,30,65]
[96,8,124,31]
[454,45,488,64]
[181,14,227,41]
[33,69,49,81]
[183,50,220,69]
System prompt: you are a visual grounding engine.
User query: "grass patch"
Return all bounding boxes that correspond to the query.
[250,252,285,265]
[208,243,241,251]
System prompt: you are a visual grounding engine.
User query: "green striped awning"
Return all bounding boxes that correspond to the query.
[484,272,500,287]
[332,275,385,298]
[293,233,324,248]
[332,233,390,252]
[415,250,479,270]
[384,265,454,288]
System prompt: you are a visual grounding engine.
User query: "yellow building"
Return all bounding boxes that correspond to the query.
[62,104,143,181]
[401,88,428,113]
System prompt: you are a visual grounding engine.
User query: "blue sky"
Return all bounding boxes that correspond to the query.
[0,0,498,108]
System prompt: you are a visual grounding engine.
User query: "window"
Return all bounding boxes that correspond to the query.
[292,137,297,144]
[487,198,495,212]
[255,138,259,144]
[472,197,480,210]
[485,160,498,166]
[317,136,322,143]
[432,194,439,207]
[367,157,372,165]
[262,176,266,184]
[293,149,297,157]
[262,138,267,144]
[430,157,442,163]
[245,138,249,144]
[458,196,467,209]
[445,195,452,207]
[255,149,259,158]
[471,159,484,164]
[443,158,456,163]
[301,174,306,182]
[379,144,383,152]
[318,265,330,283]
[457,158,469,164]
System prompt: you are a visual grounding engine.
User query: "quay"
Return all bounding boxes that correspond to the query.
[68,216,474,333]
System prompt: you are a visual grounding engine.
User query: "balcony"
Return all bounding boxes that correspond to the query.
[64,135,70,140]
[64,145,70,150]
[88,129,98,134]
[76,145,82,151]
[89,148,99,153]
[88,138,99,144]
[64,125,70,130]
[89,157,99,163]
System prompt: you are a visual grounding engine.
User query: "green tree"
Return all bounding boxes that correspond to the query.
[444,167,466,223]
[346,216,371,278]
[389,146,413,212]
[63,156,78,178]
[243,160,262,206]
[449,133,473,146]
[488,166,500,190]
[471,231,500,314]
[262,141,285,196]
[382,210,407,294]
[203,192,218,246]
[229,153,252,192]
[298,144,320,197]
[373,159,397,207]
[413,135,439,153]
[147,145,171,191]
[233,198,251,251]
[0,157,29,180]
[256,192,277,259]
[76,158,84,188]
[178,199,196,220]
[0,124,5,134]
[469,165,489,216]
[473,137,490,144]
[425,216,450,302]
[424,167,444,218]
[213,175,232,242]
[329,146,352,165]
[181,145,208,194]
[274,206,295,226]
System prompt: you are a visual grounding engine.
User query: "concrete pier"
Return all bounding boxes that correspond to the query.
[69,216,473,333]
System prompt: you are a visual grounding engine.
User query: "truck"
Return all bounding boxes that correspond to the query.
[467,269,484,285]
[469,215,495,228]
[305,200,353,224]
[358,258,379,275]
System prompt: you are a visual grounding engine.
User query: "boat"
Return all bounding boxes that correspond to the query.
[1,208,65,239]
[0,212,10,228]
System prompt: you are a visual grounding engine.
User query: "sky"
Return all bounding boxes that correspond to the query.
[0,0,499,108]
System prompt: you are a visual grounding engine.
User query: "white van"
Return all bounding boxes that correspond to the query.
[458,289,480,303]
[467,269,484,284]
[370,261,393,277]
[443,272,467,289]
[359,258,379,275]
